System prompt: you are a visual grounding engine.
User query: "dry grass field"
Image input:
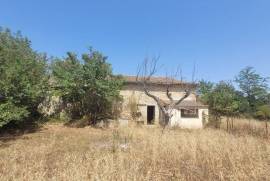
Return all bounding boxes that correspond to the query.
[0,119,270,181]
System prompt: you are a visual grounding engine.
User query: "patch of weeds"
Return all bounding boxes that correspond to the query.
[111,130,133,153]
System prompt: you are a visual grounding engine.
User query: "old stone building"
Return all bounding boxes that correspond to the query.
[120,76,208,128]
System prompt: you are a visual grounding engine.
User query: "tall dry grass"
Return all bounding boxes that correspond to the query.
[219,117,269,138]
[0,121,269,180]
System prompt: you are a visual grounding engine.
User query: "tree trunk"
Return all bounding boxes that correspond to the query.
[265,120,268,137]
[226,117,229,131]
[232,117,234,130]
[215,115,221,129]
[164,114,170,126]
[229,117,234,131]
[249,118,251,134]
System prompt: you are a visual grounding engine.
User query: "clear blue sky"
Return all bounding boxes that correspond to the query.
[1,0,270,82]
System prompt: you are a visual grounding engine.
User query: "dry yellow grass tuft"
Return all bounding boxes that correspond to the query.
[0,121,269,180]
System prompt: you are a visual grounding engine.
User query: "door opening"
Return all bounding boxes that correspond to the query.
[147,106,155,124]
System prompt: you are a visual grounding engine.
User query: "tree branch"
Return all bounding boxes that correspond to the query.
[136,57,167,114]
[174,89,191,106]
[142,81,167,113]
[166,85,173,102]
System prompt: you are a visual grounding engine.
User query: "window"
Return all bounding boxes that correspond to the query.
[181,109,199,118]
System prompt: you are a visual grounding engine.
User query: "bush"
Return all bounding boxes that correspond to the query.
[51,49,123,125]
[0,28,48,128]
[128,93,141,120]
[0,101,29,127]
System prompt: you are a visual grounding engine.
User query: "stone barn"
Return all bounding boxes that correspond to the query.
[120,76,208,128]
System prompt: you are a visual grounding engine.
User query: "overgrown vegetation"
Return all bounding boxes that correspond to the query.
[0,28,122,129]
[199,67,270,133]
[127,92,141,120]
[0,28,48,128]
[1,26,270,180]
[0,121,269,180]
[51,49,123,124]
[256,105,270,135]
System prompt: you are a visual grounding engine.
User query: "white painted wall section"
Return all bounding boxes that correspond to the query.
[170,109,208,129]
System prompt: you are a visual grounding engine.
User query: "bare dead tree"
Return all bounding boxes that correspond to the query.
[136,57,196,126]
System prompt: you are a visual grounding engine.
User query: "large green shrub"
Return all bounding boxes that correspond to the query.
[0,28,48,127]
[52,48,123,124]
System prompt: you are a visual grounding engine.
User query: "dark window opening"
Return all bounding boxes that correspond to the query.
[147,106,155,124]
[181,109,199,118]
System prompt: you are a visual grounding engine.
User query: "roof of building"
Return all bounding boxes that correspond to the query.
[160,100,208,109]
[122,75,196,86]
[175,101,208,109]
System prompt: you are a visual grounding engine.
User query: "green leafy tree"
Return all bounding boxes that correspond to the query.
[0,28,48,127]
[199,81,241,128]
[52,48,123,124]
[235,67,269,114]
[234,90,250,115]
[256,105,270,135]
[210,82,240,129]
[210,82,240,116]
[198,80,214,104]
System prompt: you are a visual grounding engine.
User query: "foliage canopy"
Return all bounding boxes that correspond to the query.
[0,28,48,127]
[51,49,123,124]
[235,66,269,112]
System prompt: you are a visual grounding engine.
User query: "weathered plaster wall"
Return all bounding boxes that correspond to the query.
[120,84,197,125]
[121,84,197,102]
[170,109,209,129]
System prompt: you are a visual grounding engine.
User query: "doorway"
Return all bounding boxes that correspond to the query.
[147,106,155,124]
